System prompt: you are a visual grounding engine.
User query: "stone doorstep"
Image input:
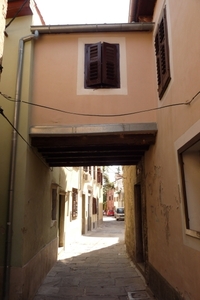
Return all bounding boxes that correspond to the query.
[127,290,151,300]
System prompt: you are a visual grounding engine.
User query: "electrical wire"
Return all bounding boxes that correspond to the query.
[0,89,199,118]
[0,89,199,171]
[0,107,50,169]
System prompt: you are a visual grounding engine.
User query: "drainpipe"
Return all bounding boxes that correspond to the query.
[3,30,39,300]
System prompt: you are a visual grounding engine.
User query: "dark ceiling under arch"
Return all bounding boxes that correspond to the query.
[30,123,157,167]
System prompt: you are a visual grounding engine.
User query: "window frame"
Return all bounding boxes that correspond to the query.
[178,133,200,239]
[84,42,120,89]
[154,6,171,99]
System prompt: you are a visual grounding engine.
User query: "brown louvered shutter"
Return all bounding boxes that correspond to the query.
[85,42,101,87]
[155,7,171,99]
[102,42,120,87]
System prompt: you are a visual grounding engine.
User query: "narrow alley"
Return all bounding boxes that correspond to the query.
[33,217,155,300]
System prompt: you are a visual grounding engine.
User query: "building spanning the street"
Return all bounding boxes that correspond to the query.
[0,0,200,299]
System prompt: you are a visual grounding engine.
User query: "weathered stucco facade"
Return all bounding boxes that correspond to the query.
[0,6,103,299]
[1,0,200,299]
[123,1,200,300]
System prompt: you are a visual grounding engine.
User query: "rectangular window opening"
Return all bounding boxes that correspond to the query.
[84,42,120,89]
[178,133,200,237]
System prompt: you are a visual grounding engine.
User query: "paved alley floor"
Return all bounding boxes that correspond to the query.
[33,217,155,300]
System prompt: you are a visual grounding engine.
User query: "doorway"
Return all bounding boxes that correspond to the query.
[58,194,65,247]
[87,196,91,231]
[82,194,86,234]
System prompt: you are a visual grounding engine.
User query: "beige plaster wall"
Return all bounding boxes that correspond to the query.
[30,31,157,127]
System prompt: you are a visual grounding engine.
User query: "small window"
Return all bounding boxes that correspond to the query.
[154,7,171,99]
[178,133,200,235]
[85,42,120,89]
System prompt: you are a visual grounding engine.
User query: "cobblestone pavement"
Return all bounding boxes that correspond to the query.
[33,217,155,300]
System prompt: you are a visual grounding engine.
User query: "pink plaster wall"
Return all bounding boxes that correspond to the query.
[30,32,157,127]
[145,1,200,299]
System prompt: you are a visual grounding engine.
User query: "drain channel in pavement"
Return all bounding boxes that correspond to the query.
[128,290,151,299]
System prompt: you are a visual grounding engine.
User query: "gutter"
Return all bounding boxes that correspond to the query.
[3,30,39,300]
[30,22,154,34]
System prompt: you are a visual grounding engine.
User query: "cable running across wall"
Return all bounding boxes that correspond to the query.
[0,89,199,168]
[0,107,51,169]
[0,90,199,118]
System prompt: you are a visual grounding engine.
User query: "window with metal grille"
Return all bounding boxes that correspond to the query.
[178,133,200,237]
[72,188,78,220]
[85,42,120,89]
[154,7,171,99]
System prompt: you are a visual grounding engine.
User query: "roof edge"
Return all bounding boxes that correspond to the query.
[30,22,154,34]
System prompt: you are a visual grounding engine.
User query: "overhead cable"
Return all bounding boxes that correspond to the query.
[0,90,199,118]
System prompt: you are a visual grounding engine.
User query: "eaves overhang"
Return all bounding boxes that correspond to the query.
[7,0,32,19]
[129,0,157,22]
[30,123,157,167]
[30,22,154,34]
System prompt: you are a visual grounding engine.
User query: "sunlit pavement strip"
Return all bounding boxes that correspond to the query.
[34,217,155,300]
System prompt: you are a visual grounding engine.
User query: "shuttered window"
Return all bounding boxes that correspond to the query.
[92,197,97,214]
[155,7,171,99]
[85,42,120,88]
